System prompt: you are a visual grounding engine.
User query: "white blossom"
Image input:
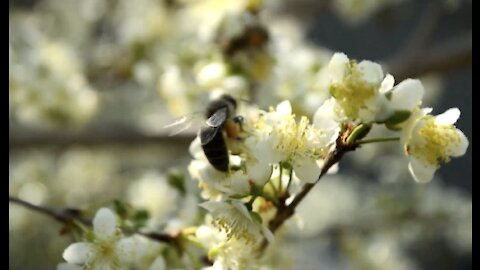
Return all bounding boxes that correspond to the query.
[245,100,335,183]
[402,108,468,183]
[196,62,228,89]
[189,137,271,199]
[200,200,274,244]
[326,53,387,123]
[377,75,425,123]
[196,220,271,270]
[127,172,179,228]
[61,208,143,270]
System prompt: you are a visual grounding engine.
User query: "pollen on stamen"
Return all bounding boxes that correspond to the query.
[410,120,463,166]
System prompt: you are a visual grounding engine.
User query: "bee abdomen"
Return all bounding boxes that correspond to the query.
[201,130,229,172]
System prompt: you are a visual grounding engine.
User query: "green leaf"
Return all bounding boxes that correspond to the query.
[113,199,128,219]
[250,211,263,224]
[167,169,186,195]
[346,124,372,144]
[132,209,150,229]
[384,110,411,125]
[385,122,402,131]
[250,185,264,197]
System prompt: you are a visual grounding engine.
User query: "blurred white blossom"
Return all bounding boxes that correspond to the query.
[127,172,179,228]
[61,208,144,269]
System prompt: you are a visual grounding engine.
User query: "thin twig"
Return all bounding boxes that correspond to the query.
[9,196,177,244]
[386,2,471,81]
[389,1,443,64]
[9,129,195,149]
[388,32,472,81]
[9,196,91,225]
[259,134,359,252]
[387,32,472,81]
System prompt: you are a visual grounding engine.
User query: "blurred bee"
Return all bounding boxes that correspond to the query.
[164,94,242,172]
[217,25,269,57]
[200,94,242,172]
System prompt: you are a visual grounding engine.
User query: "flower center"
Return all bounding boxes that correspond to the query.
[409,118,462,166]
[213,208,258,244]
[329,61,378,119]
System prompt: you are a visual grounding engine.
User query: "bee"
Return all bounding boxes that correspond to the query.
[217,25,269,57]
[200,94,242,172]
[164,94,243,172]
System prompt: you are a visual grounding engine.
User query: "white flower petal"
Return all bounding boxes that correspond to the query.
[357,60,383,84]
[375,94,394,122]
[231,200,252,221]
[196,62,226,88]
[390,79,424,111]
[328,53,349,82]
[422,107,433,115]
[379,74,395,93]
[189,137,204,159]
[63,242,91,265]
[93,208,117,237]
[450,129,469,157]
[116,236,144,263]
[408,157,436,183]
[200,201,221,213]
[276,100,292,116]
[149,256,167,270]
[313,98,339,132]
[57,263,83,270]
[293,159,321,184]
[358,96,382,123]
[246,136,283,164]
[228,171,250,195]
[435,108,460,125]
[246,160,272,186]
[196,225,225,247]
[261,225,275,243]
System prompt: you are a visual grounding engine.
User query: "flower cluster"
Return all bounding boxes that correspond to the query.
[9,39,98,128]
[318,53,468,182]
[185,52,468,268]
[52,50,468,269]
[9,1,469,269]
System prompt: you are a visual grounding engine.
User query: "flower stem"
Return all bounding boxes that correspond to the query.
[258,134,359,254]
[9,195,177,245]
[284,168,293,194]
[245,195,258,211]
[357,137,400,144]
[278,163,283,194]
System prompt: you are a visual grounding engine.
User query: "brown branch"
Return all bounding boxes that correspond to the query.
[9,195,177,244]
[389,32,472,81]
[9,129,195,149]
[9,196,91,225]
[389,1,443,64]
[385,1,471,81]
[259,133,359,253]
[388,32,472,81]
[273,0,332,24]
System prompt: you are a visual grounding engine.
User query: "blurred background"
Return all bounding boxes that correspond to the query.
[9,0,471,269]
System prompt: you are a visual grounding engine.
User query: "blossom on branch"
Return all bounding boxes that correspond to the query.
[402,108,468,183]
[60,208,144,270]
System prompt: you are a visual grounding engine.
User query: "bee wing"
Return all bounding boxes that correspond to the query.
[199,125,221,145]
[163,114,201,136]
[206,107,228,127]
